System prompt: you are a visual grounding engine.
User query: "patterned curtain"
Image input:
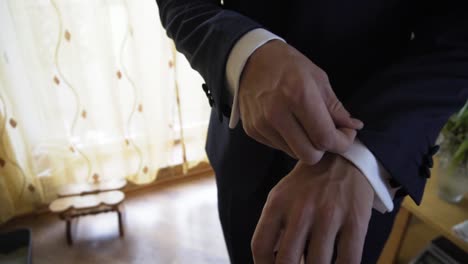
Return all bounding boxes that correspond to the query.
[0,0,210,223]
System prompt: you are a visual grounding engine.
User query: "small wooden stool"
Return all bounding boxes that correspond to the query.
[50,180,127,245]
[57,179,127,197]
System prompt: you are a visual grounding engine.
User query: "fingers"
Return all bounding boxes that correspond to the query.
[275,113,324,164]
[255,119,298,159]
[335,218,371,264]
[328,99,364,130]
[293,98,355,154]
[275,209,311,264]
[252,199,284,264]
[305,215,340,264]
[336,128,358,150]
[241,81,361,158]
[251,207,281,264]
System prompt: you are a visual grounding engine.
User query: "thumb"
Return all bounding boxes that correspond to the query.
[328,100,364,130]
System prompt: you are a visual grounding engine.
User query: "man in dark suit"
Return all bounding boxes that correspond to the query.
[156,0,468,263]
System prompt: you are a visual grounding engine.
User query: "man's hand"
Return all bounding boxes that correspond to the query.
[239,40,363,164]
[251,154,374,264]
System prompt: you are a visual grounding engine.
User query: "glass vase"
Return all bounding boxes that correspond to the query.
[437,152,468,203]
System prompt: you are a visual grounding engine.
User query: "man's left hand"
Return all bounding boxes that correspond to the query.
[251,154,374,264]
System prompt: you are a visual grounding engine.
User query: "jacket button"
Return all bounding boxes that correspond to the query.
[424,155,434,168]
[202,84,208,93]
[429,145,440,155]
[388,178,400,188]
[420,166,431,179]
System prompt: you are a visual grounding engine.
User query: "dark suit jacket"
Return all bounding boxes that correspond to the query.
[156,0,468,204]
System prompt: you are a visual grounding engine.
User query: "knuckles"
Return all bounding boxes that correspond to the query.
[282,77,308,106]
[266,188,282,208]
[251,238,268,259]
[264,187,287,213]
[315,68,330,85]
[328,99,344,113]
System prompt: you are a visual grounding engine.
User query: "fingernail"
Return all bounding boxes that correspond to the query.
[352,118,364,129]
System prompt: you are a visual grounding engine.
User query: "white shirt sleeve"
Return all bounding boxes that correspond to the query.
[225,28,397,213]
[226,29,284,129]
[340,140,400,212]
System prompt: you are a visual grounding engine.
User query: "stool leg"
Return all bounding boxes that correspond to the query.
[117,207,124,237]
[66,219,73,245]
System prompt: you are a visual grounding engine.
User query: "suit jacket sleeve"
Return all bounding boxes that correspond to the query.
[348,1,468,204]
[156,0,262,121]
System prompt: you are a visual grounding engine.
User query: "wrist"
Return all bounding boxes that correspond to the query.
[240,39,285,87]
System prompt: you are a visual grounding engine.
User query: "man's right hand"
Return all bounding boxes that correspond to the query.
[239,40,363,164]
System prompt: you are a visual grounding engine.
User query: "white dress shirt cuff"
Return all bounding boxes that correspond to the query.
[341,139,398,213]
[225,28,285,129]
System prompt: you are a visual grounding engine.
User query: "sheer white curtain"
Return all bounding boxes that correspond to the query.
[0,0,209,222]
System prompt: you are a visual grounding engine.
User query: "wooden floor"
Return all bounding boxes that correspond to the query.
[1,174,437,264]
[0,175,230,264]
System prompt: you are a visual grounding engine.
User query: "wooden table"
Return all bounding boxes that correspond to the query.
[379,163,468,263]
